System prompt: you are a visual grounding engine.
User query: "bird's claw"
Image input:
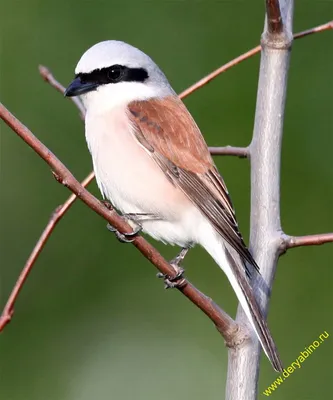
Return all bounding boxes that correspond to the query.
[106,212,160,243]
[157,266,185,289]
[106,223,142,243]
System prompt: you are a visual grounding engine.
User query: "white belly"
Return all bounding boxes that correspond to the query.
[85,106,201,247]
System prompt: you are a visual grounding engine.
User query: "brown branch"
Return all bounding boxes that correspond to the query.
[179,46,262,99]
[294,20,333,39]
[39,65,86,120]
[209,146,248,158]
[0,102,238,341]
[179,20,333,99]
[0,171,95,331]
[0,72,92,332]
[282,233,333,250]
[266,0,283,34]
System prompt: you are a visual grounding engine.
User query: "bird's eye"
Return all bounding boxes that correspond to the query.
[107,65,124,82]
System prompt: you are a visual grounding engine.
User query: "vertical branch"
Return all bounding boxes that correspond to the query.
[266,0,283,34]
[226,1,294,399]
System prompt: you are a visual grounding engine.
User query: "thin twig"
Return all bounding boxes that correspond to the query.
[179,20,333,99]
[0,72,89,331]
[294,20,333,39]
[0,172,95,331]
[0,103,238,341]
[179,46,262,99]
[283,233,333,249]
[39,65,85,120]
[209,146,249,158]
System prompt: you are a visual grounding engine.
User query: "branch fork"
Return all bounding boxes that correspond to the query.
[279,232,333,254]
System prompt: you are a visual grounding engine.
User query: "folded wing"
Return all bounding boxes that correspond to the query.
[128,96,259,275]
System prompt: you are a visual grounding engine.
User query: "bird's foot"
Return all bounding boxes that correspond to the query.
[157,266,185,289]
[157,247,189,289]
[106,213,159,243]
[106,223,142,243]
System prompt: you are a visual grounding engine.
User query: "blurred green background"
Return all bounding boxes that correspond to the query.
[1,1,332,399]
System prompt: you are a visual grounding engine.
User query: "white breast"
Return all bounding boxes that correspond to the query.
[86,105,172,211]
[84,105,202,246]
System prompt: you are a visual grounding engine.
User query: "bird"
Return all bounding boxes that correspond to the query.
[64,40,283,372]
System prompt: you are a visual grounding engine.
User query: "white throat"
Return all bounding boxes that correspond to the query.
[80,80,174,115]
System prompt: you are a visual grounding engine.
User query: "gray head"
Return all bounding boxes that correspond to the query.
[65,41,174,112]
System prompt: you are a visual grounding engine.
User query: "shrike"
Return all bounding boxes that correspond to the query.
[65,40,282,372]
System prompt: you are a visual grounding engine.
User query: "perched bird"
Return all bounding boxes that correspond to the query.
[65,40,282,372]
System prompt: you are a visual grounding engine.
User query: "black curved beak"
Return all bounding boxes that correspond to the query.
[64,77,98,97]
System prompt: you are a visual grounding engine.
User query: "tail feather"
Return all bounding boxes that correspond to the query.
[200,229,283,372]
[224,246,283,372]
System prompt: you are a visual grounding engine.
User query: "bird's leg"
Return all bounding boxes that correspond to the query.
[157,247,189,289]
[107,213,159,243]
[170,247,189,269]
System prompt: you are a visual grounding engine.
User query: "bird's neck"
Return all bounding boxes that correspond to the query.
[82,81,172,116]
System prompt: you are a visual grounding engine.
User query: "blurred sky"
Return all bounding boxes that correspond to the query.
[1,1,332,399]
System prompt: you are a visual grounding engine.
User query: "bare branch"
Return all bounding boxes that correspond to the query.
[39,65,85,120]
[226,1,294,399]
[179,46,262,99]
[179,21,332,99]
[282,232,333,250]
[0,69,94,332]
[266,0,283,34]
[208,146,249,158]
[294,20,333,39]
[0,102,240,343]
[0,172,95,331]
